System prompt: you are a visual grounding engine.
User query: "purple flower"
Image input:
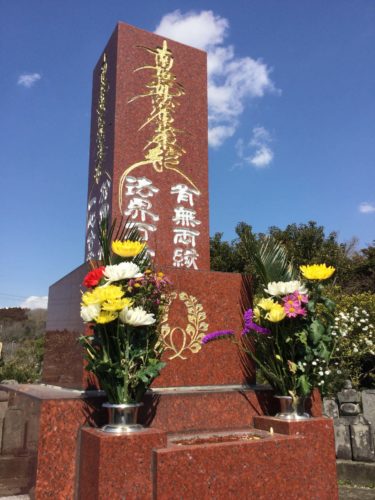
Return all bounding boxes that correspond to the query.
[242,308,271,336]
[201,330,235,344]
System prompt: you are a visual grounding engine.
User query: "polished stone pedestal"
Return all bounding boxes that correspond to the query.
[0,383,335,499]
[78,416,338,499]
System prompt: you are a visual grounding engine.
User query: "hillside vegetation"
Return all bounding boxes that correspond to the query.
[0,308,46,383]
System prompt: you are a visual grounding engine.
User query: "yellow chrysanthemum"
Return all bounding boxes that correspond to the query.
[95,311,118,324]
[257,298,277,311]
[265,304,286,322]
[253,306,261,322]
[96,285,124,302]
[81,287,103,306]
[101,297,133,312]
[300,264,335,280]
[82,285,124,307]
[112,240,145,258]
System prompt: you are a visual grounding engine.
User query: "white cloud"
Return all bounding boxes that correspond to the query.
[249,145,273,168]
[20,295,48,309]
[155,10,276,148]
[208,124,236,148]
[155,10,228,49]
[236,126,274,168]
[359,202,375,214]
[17,73,41,88]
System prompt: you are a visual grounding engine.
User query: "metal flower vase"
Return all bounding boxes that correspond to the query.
[275,395,310,420]
[102,402,144,433]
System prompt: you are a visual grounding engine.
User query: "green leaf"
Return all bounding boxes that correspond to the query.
[323,297,336,312]
[317,342,330,361]
[296,330,308,346]
[307,300,316,313]
[237,232,297,288]
[297,374,311,396]
[309,320,325,345]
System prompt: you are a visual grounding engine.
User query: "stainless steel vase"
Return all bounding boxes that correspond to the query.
[102,402,144,433]
[275,395,310,420]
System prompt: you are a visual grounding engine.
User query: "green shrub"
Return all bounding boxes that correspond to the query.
[0,337,44,383]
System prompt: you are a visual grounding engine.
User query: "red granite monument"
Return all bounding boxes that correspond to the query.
[0,23,339,499]
[42,21,253,390]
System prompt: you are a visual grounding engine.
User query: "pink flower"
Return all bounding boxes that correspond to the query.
[284,302,300,318]
[284,300,308,318]
[296,306,307,317]
[293,291,308,304]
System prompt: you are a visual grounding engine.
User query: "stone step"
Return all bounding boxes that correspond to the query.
[339,485,375,500]
[337,459,375,487]
[0,497,30,500]
[0,456,35,497]
[0,477,30,497]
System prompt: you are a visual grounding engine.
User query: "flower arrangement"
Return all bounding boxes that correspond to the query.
[203,253,337,400]
[79,220,170,404]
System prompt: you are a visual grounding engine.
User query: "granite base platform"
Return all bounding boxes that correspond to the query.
[78,418,338,500]
[0,383,327,498]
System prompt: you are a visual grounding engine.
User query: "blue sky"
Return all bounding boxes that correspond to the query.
[0,0,374,308]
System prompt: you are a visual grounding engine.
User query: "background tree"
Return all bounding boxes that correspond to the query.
[268,221,355,286]
[344,242,375,293]
[210,220,373,295]
[210,231,245,273]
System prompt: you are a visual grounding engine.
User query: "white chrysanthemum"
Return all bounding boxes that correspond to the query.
[80,303,101,322]
[119,306,156,326]
[103,262,142,284]
[264,280,307,297]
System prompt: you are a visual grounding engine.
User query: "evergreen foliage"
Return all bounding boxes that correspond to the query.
[210,220,374,294]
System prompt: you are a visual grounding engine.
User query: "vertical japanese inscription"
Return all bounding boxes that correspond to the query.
[94,53,108,184]
[118,40,202,269]
[86,53,112,260]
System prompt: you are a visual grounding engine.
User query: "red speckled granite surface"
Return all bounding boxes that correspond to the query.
[0,384,287,497]
[140,387,275,432]
[35,397,105,498]
[85,22,210,270]
[76,417,338,500]
[43,267,254,389]
[140,387,322,432]
[253,416,339,498]
[154,417,338,500]
[78,428,166,500]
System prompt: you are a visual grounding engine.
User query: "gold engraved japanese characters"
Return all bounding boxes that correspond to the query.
[159,291,209,360]
[119,40,199,211]
[94,53,109,184]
